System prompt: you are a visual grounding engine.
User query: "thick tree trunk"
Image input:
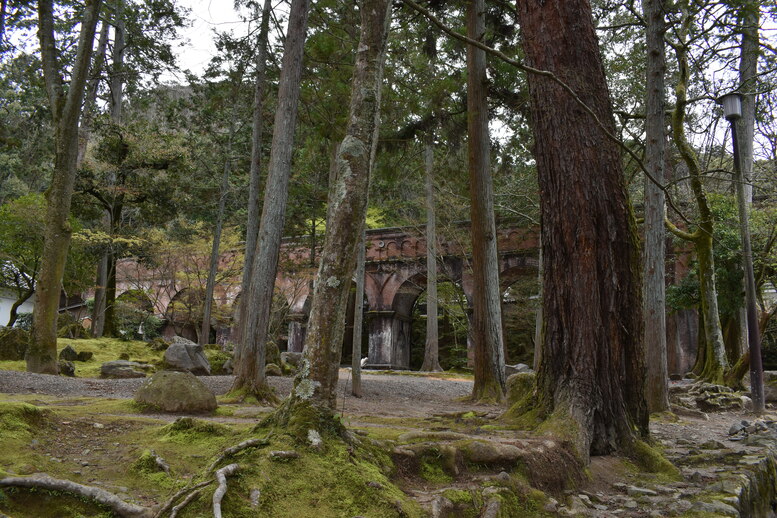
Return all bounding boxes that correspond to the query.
[201,135,233,346]
[296,0,392,409]
[467,0,506,402]
[235,0,272,346]
[351,232,366,397]
[642,0,669,413]
[517,0,648,458]
[28,0,102,374]
[232,0,311,396]
[421,142,442,372]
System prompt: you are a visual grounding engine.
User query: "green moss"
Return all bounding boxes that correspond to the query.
[442,488,473,505]
[629,440,681,481]
[418,447,455,484]
[0,337,167,378]
[173,435,423,518]
[160,417,231,444]
[0,487,115,518]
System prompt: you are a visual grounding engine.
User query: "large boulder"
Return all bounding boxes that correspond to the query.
[506,372,536,406]
[763,371,777,403]
[101,360,153,379]
[59,345,79,361]
[134,371,217,413]
[0,327,28,361]
[504,363,532,377]
[163,336,211,375]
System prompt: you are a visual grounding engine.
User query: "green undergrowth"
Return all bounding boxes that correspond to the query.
[0,402,49,476]
[173,430,424,518]
[0,487,115,518]
[0,338,164,377]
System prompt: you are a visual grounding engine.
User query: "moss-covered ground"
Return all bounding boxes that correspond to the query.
[0,337,232,378]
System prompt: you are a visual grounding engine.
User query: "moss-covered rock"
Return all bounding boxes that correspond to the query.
[146,337,170,352]
[506,372,536,405]
[134,371,217,413]
[0,327,28,361]
[57,322,91,339]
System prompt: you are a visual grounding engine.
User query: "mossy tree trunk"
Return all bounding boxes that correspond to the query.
[28,0,102,374]
[516,0,648,459]
[294,0,392,409]
[468,0,506,403]
[232,0,311,397]
[665,0,728,385]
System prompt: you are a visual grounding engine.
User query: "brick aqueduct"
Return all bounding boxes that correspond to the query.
[116,225,540,369]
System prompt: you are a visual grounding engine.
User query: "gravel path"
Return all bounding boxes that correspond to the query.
[0,369,492,418]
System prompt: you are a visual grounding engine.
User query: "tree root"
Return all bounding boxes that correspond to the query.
[212,463,239,518]
[206,437,270,474]
[154,480,214,518]
[0,474,151,517]
[168,488,203,518]
[150,450,170,474]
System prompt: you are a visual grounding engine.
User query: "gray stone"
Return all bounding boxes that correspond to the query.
[222,358,233,374]
[59,345,79,361]
[58,360,75,377]
[265,363,282,377]
[626,486,657,497]
[504,363,532,377]
[134,371,217,413]
[692,500,738,517]
[506,372,536,405]
[163,336,210,375]
[729,422,746,435]
[101,360,153,379]
[0,326,28,360]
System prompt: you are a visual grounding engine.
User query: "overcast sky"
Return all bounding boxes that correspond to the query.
[172,0,249,77]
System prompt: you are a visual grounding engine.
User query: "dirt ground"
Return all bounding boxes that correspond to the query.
[1,369,775,517]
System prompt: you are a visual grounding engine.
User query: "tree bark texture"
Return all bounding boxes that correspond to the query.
[668,1,728,383]
[201,131,233,345]
[642,0,669,413]
[351,232,366,397]
[235,0,272,346]
[467,0,506,402]
[28,0,102,374]
[232,0,311,394]
[421,142,442,372]
[299,0,392,409]
[517,0,648,458]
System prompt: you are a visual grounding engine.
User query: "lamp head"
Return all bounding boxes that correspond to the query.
[717,92,743,120]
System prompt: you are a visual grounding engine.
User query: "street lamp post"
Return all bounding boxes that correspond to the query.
[719,91,764,414]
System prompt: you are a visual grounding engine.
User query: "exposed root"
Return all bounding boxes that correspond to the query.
[0,474,151,517]
[154,480,214,518]
[169,488,203,518]
[150,450,170,474]
[212,463,240,518]
[206,437,270,474]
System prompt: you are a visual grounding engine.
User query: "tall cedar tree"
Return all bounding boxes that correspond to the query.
[516,0,648,458]
[468,0,506,402]
[232,0,310,397]
[293,0,393,410]
[642,0,670,412]
[28,0,102,373]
